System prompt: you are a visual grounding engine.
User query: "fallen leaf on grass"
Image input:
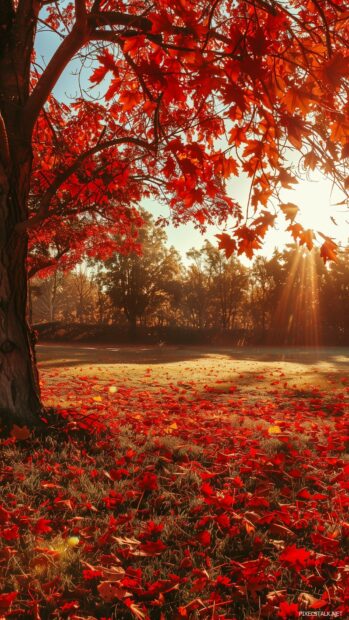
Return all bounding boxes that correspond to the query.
[269,523,296,539]
[268,425,282,434]
[10,425,31,440]
[0,591,17,610]
[280,545,311,568]
[97,580,131,602]
[298,592,327,609]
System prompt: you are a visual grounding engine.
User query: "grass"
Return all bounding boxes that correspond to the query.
[0,345,348,619]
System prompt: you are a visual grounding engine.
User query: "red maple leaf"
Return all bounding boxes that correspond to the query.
[278,600,299,619]
[197,530,211,546]
[0,592,18,611]
[137,472,158,491]
[279,545,311,568]
[216,233,237,258]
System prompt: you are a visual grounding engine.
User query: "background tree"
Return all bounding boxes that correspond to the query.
[320,245,349,343]
[269,246,326,345]
[204,241,248,330]
[30,269,105,324]
[30,271,65,324]
[183,249,210,330]
[103,212,182,330]
[0,0,348,424]
[31,240,349,345]
[247,253,283,340]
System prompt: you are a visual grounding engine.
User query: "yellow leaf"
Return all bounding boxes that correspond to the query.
[268,425,282,435]
[165,422,178,434]
[93,396,103,402]
[244,520,256,535]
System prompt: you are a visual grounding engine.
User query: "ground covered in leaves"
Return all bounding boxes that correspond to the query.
[0,346,348,619]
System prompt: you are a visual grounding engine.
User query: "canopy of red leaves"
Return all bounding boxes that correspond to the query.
[27,0,349,275]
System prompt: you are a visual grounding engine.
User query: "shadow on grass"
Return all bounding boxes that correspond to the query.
[37,343,349,368]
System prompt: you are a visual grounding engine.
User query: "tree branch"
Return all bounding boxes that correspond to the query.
[24,7,196,134]
[88,11,153,31]
[90,28,162,45]
[311,0,333,56]
[20,136,156,231]
[29,247,69,278]
[24,1,89,135]
[75,0,87,26]
[24,28,88,134]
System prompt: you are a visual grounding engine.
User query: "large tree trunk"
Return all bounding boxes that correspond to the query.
[0,0,43,427]
[0,161,43,427]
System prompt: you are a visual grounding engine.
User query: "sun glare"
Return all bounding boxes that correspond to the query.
[283,175,347,233]
[270,250,321,347]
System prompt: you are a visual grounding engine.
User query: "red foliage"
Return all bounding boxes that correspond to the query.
[23,0,349,276]
[1,359,348,618]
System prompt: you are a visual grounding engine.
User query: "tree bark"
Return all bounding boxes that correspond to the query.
[0,0,43,427]
[0,165,43,427]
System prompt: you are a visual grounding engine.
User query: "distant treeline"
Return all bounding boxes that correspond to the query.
[30,213,349,346]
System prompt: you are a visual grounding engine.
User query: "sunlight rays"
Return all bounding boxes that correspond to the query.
[270,250,321,346]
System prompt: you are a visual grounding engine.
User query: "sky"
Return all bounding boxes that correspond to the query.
[145,172,349,263]
[35,24,349,264]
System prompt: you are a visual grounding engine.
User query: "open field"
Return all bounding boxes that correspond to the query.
[0,345,348,619]
[38,343,349,404]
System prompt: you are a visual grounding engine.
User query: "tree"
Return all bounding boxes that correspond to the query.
[183,248,210,329]
[320,245,349,343]
[203,241,248,330]
[0,0,348,425]
[103,212,182,329]
[248,252,283,339]
[30,270,65,324]
[183,243,248,330]
[30,268,104,324]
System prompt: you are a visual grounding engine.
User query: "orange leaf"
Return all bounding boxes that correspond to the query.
[303,150,318,170]
[287,222,303,241]
[216,233,236,258]
[298,592,327,610]
[253,211,276,237]
[298,229,314,251]
[119,90,142,111]
[320,238,338,263]
[280,202,299,222]
[244,520,255,535]
[123,35,145,55]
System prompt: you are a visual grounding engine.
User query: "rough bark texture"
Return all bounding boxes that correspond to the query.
[0,0,43,426]
[0,180,42,426]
